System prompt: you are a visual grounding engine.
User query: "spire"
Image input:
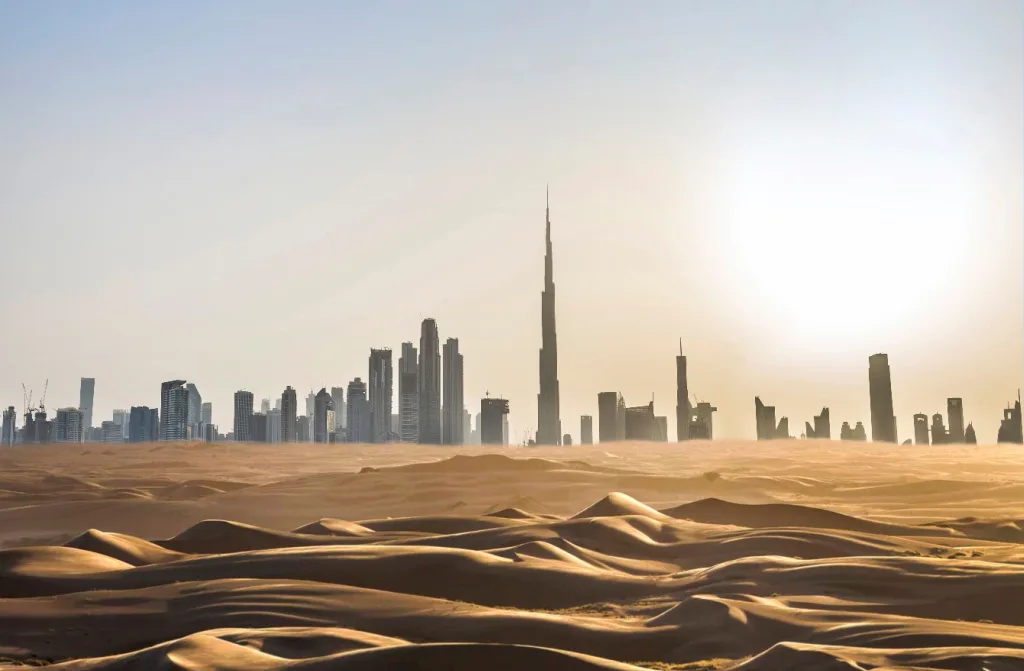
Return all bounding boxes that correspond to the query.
[679,338,683,356]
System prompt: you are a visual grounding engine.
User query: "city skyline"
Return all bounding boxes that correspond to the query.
[1,2,1021,443]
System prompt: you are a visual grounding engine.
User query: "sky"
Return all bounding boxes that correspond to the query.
[0,0,1021,444]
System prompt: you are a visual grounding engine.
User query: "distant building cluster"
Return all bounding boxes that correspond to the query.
[1,193,1020,449]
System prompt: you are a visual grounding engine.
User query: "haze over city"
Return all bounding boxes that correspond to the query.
[1,1,1021,443]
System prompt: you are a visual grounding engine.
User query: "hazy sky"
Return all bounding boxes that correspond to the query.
[1,1,1021,443]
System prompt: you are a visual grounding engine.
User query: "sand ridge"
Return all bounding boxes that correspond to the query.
[0,442,1023,669]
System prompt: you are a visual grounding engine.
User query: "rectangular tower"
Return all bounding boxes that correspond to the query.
[580,415,593,444]
[481,397,509,445]
[868,354,897,443]
[946,398,965,444]
[676,343,689,442]
[369,348,394,443]
[79,378,95,433]
[233,391,254,442]
[442,338,464,445]
[597,392,619,443]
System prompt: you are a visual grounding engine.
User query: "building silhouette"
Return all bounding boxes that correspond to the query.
[480,396,509,445]
[690,402,718,439]
[442,338,464,445]
[233,391,254,442]
[997,394,1023,443]
[249,413,267,442]
[655,416,668,441]
[418,319,442,444]
[330,387,345,431]
[755,397,777,440]
[947,398,965,444]
[160,381,190,441]
[624,402,660,441]
[296,416,310,442]
[965,423,977,444]
[536,188,562,445]
[368,348,393,443]
[186,383,202,441]
[101,420,122,443]
[676,342,689,442]
[804,407,831,440]
[281,386,298,442]
[305,392,316,443]
[79,378,95,434]
[346,378,372,443]
[868,354,897,443]
[840,421,867,441]
[597,392,621,443]
[266,408,282,444]
[1,406,14,446]
[931,413,948,444]
[580,415,593,444]
[54,407,85,442]
[201,402,212,428]
[913,413,929,445]
[314,388,333,443]
[129,406,158,442]
[398,342,419,443]
[776,416,792,439]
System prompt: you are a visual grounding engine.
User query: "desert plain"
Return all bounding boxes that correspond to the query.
[0,439,1023,670]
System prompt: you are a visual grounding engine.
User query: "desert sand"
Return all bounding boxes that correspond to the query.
[1,439,1023,669]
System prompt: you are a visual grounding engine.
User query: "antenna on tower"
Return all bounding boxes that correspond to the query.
[679,338,683,356]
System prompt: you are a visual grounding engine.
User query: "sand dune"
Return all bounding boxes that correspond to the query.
[1,441,1023,669]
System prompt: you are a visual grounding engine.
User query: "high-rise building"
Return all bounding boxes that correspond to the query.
[563,433,573,446]
[186,383,202,440]
[536,188,561,445]
[481,397,509,445]
[330,387,345,430]
[101,420,123,443]
[691,402,718,439]
[997,395,1023,444]
[129,406,159,442]
[1,406,15,446]
[281,387,298,442]
[868,354,897,443]
[755,397,777,440]
[346,378,371,443]
[813,408,831,440]
[676,342,689,442]
[267,409,282,444]
[462,408,471,444]
[79,378,95,433]
[947,398,965,444]
[233,391,254,442]
[913,413,929,445]
[398,342,419,443]
[160,380,190,441]
[442,338,464,445]
[54,408,85,443]
[297,416,310,442]
[306,391,317,443]
[655,416,668,441]
[581,415,593,444]
[931,413,948,444]
[597,392,621,443]
[249,413,267,442]
[624,402,659,441]
[418,319,441,444]
[201,402,213,426]
[369,348,394,443]
[261,398,271,414]
[112,409,129,442]
[314,388,333,443]
[965,423,977,444]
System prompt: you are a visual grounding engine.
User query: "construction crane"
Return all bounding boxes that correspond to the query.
[21,383,32,416]
[38,379,49,415]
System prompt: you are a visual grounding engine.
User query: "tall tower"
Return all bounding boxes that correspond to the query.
[233,391,254,442]
[398,342,419,442]
[369,348,394,443]
[418,319,442,444]
[79,378,95,433]
[676,340,689,442]
[868,353,897,443]
[281,386,298,442]
[442,338,464,445]
[947,398,965,444]
[536,187,562,445]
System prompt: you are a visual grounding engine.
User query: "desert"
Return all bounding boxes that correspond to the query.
[0,441,1022,669]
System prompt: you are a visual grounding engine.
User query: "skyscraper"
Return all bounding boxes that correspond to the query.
[233,391,254,442]
[536,188,561,445]
[330,387,345,430]
[112,409,129,441]
[266,408,282,444]
[676,341,689,442]
[868,353,897,443]
[398,342,418,443]
[462,408,471,446]
[418,319,441,444]
[160,380,189,441]
[306,391,317,443]
[2,406,15,446]
[249,413,268,442]
[997,394,1023,444]
[54,408,85,443]
[186,383,202,440]
[755,397,777,440]
[261,398,271,414]
[129,406,159,442]
[581,415,593,444]
[813,408,831,440]
[442,338,464,445]
[314,388,333,443]
[597,392,620,443]
[947,398,965,444]
[346,378,371,443]
[79,378,95,433]
[281,386,298,442]
[368,348,393,443]
[481,397,509,445]
[913,413,929,445]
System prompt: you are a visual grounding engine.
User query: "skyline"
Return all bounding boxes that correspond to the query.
[1,1,1022,442]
